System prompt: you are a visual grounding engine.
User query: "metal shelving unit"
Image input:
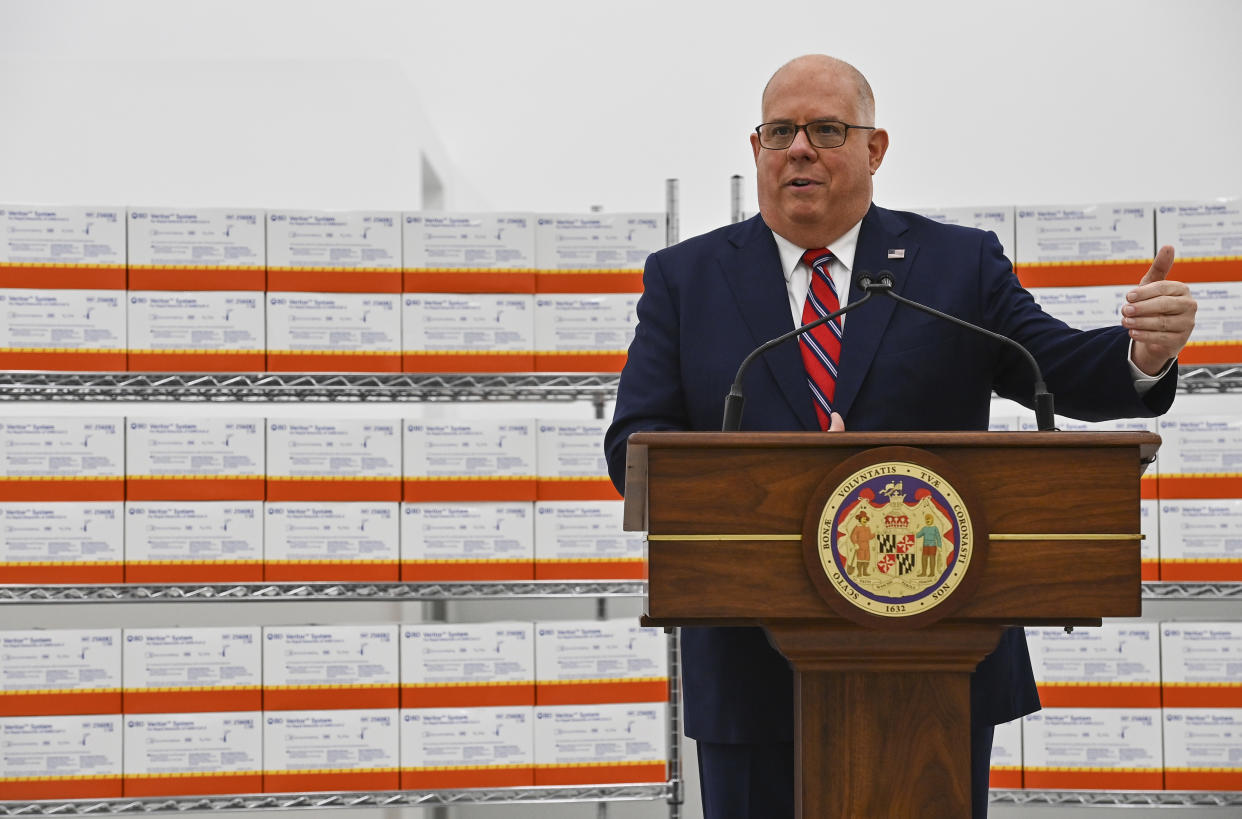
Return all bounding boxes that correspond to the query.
[0,784,676,816]
[990,789,1242,808]
[0,581,647,604]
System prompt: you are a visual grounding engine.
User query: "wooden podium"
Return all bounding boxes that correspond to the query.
[623,430,1158,819]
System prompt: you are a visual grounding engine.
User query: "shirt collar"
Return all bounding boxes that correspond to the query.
[772,219,864,283]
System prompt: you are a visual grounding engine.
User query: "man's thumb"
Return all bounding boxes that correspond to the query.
[1139,245,1175,286]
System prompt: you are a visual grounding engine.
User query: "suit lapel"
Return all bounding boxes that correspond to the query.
[719,217,818,430]
[834,205,918,420]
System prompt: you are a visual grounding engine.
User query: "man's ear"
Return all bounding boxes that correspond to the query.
[867,128,889,174]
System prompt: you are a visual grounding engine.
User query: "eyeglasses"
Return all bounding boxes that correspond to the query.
[754,119,876,150]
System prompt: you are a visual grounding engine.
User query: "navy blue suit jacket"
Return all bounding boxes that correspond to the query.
[604,204,1177,743]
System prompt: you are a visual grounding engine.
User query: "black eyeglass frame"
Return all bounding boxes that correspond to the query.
[754,119,877,150]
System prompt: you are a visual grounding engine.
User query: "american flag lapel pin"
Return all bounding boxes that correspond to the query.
[887,249,905,259]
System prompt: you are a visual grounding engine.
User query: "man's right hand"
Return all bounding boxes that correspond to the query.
[829,412,845,431]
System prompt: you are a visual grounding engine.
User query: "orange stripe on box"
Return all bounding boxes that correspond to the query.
[988,768,1022,789]
[125,562,264,583]
[401,682,534,708]
[124,772,262,797]
[0,562,123,584]
[403,269,537,294]
[128,351,266,372]
[1141,560,1160,581]
[1014,260,1151,288]
[536,477,623,501]
[401,560,534,581]
[534,762,666,786]
[1163,769,1242,790]
[534,352,627,372]
[1021,768,1162,790]
[535,560,647,581]
[401,766,533,789]
[535,270,644,293]
[0,350,126,371]
[1035,683,1161,708]
[0,477,124,502]
[264,561,399,582]
[1159,561,1242,582]
[0,263,126,289]
[536,679,667,705]
[1161,684,1242,708]
[126,476,265,501]
[1140,476,1157,500]
[1163,256,1242,283]
[1157,474,1242,499]
[127,266,265,291]
[0,689,120,717]
[266,477,401,502]
[403,351,534,373]
[264,769,398,794]
[267,352,402,373]
[0,776,122,800]
[122,687,261,714]
[403,477,537,503]
[1178,342,1242,365]
[263,686,398,711]
[267,268,401,293]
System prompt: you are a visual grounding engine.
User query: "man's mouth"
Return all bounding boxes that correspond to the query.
[789,179,818,188]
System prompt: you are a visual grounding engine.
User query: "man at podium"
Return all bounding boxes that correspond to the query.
[604,53,1196,819]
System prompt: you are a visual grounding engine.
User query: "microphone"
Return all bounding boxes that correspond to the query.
[861,272,1056,431]
[721,273,879,431]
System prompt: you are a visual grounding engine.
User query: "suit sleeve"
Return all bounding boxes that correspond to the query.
[978,233,1177,420]
[603,250,690,495]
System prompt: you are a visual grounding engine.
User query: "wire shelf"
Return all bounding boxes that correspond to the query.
[0,784,676,815]
[989,788,1242,807]
[1142,582,1242,599]
[0,581,648,604]
[0,372,621,403]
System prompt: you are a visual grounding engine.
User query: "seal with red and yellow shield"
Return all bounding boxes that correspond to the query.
[813,458,976,619]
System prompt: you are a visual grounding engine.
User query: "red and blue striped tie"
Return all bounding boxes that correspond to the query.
[799,249,842,430]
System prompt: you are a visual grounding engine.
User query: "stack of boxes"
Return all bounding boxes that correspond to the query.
[0,620,666,797]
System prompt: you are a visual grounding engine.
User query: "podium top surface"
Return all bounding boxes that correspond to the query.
[628,430,1160,452]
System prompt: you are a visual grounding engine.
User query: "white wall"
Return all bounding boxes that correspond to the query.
[2,0,1239,238]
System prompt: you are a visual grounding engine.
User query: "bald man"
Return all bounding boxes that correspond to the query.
[606,54,1194,819]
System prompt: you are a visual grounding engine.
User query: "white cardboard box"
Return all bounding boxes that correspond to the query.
[1163,708,1242,789]
[127,208,265,275]
[533,501,644,578]
[1024,624,1161,707]
[404,212,536,270]
[402,293,534,366]
[533,294,638,353]
[122,627,261,712]
[534,618,667,704]
[126,416,263,481]
[1156,200,1242,359]
[403,419,536,501]
[266,292,401,369]
[1160,622,1242,707]
[263,709,399,792]
[1015,203,1155,264]
[1,417,123,480]
[262,625,399,710]
[0,714,122,797]
[535,420,610,480]
[0,289,126,358]
[533,702,667,784]
[266,418,401,501]
[400,502,534,579]
[0,502,123,579]
[990,717,1022,788]
[0,628,120,714]
[400,706,533,788]
[123,712,262,794]
[1157,414,1242,477]
[534,214,663,270]
[0,205,126,272]
[400,622,534,707]
[125,502,263,567]
[1022,708,1163,790]
[267,210,400,274]
[914,206,1016,259]
[127,291,264,357]
[264,502,398,578]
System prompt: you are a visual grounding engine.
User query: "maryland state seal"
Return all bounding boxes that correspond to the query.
[814,459,974,619]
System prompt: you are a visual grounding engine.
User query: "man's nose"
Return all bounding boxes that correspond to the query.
[787,126,817,159]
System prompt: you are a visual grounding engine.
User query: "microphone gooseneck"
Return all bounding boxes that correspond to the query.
[863,272,1057,431]
[721,274,878,431]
